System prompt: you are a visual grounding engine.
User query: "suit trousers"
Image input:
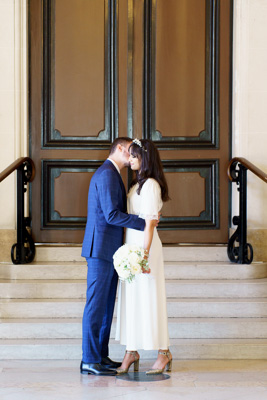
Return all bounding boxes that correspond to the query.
[82,257,118,363]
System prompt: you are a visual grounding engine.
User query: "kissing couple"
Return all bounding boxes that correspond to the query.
[80,137,172,376]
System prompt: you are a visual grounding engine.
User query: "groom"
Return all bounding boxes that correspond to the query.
[80,137,146,375]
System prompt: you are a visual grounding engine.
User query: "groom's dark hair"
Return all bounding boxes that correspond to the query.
[109,137,132,155]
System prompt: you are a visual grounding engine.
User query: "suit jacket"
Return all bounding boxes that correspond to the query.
[81,159,145,262]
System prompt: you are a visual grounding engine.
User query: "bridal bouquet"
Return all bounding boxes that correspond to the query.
[113,244,150,283]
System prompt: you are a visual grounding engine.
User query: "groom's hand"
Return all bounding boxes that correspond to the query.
[151,212,161,227]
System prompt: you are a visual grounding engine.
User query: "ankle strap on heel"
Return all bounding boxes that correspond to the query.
[158,350,171,360]
[126,350,139,360]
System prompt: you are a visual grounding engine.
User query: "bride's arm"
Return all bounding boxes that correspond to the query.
[143,212,160,254]
[143,219,155,254]
[142,218,157,273]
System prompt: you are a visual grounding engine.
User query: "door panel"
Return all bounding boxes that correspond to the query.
[29,0,232,244]
[30,0,117,242]
[156,0,206,138]
[42,160,102,230]
[135,0,231,242]
[150,0,219,147]
[160,159,219,230]
[42,0,116,148]
[54,0,105,137]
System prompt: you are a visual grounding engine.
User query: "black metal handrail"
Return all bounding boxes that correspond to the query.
[0,157,35,264]
[227,157,267,264]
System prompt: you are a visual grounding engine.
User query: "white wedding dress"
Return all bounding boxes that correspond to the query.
[115,178,170,350]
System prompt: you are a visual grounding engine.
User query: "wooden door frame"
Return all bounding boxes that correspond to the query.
[28,0,233,244]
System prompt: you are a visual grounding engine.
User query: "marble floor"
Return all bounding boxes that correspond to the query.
[1,360,267,400]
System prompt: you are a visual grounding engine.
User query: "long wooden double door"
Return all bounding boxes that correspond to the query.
[29,0,232,244]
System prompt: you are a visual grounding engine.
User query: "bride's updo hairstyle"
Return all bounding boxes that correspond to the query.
[129,139,169,202]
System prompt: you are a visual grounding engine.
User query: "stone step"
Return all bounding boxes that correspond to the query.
[1,279,267,299]
[2,298,267,318]
[165,279,267,298]
[35,245,229,262]
[1,261,266,280]
[0,280,86,299]
[2,317,267,339]
[1,338,267,360]
[0,262,87,280]
[164,262,267,280]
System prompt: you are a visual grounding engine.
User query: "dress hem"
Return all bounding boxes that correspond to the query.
[116,341,170,351]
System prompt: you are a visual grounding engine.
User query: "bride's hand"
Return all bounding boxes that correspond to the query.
[142,265,151,274]
[141,255,151,274]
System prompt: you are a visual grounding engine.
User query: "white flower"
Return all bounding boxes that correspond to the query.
[131,263,141,275]
[113,244,149,283]
[119,267,131,280]
[128,251,140,267]
[114,244,129,260]
[129,244,140,252]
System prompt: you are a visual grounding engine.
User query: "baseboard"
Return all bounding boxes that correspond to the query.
[1,228,266,263]
[0,229,16,262]
[229,228,267,262]
[247,229,267,262]
[33,244,229,263]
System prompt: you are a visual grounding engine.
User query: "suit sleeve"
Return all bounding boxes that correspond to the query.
[97,169,145,231]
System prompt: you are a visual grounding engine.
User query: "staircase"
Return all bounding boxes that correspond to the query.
[1,246,267,360]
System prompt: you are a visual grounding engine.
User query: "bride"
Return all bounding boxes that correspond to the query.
[115,138,172,374]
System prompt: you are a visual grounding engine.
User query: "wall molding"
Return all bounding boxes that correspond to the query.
[14,0,28,159]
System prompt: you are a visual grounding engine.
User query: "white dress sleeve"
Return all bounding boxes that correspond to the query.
[138,178,163,220]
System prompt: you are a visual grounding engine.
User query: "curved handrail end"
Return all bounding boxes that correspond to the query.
[228,157,267,184]
[0,157,35,183]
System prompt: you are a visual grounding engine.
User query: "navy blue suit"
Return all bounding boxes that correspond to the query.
[81,159,145,363]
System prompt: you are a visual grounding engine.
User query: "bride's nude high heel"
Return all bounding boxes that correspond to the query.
[116,351,140,374]
[146,350,172,375]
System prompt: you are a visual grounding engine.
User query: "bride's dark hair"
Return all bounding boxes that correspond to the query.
[129,139,170,202]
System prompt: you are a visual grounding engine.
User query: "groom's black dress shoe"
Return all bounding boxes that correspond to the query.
[101,356,122,369]
[80,361,117,375]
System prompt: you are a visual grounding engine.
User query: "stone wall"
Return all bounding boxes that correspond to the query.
[0,0,27,261]
[232,0,267,260]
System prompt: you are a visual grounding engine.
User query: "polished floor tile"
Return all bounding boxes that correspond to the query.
[1,360,267,399]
